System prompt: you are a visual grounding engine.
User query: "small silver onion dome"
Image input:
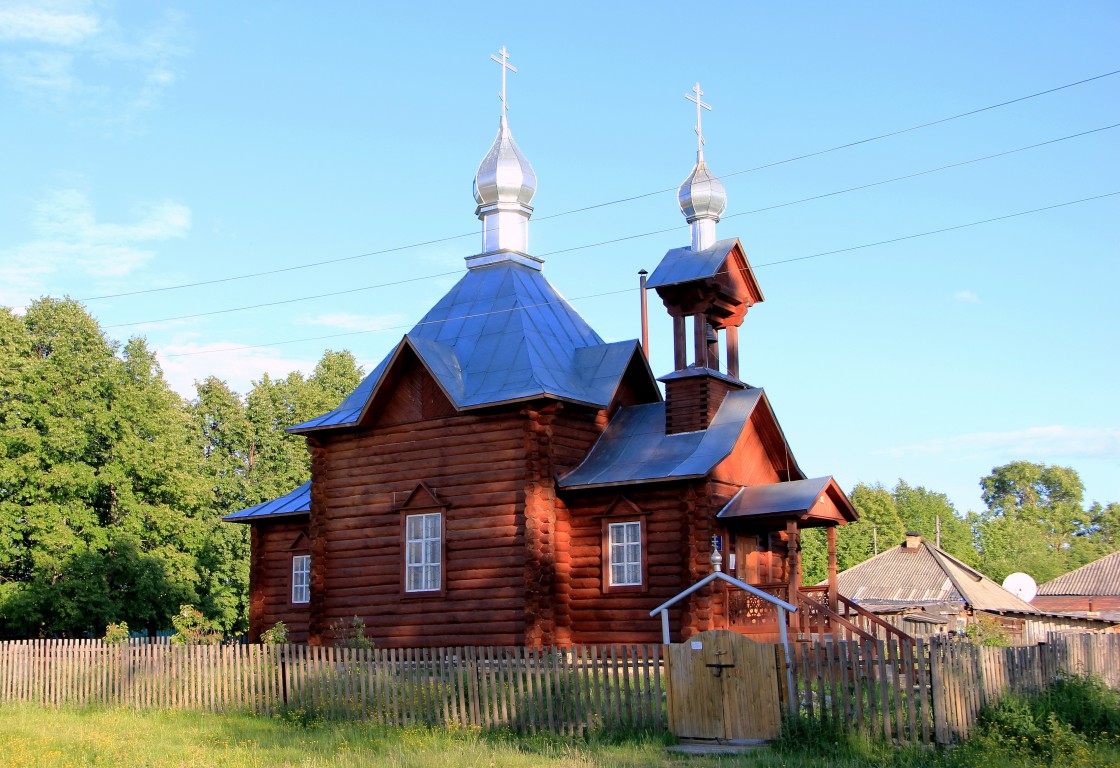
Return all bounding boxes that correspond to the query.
[677,153,727,223]
[473,114,537,211]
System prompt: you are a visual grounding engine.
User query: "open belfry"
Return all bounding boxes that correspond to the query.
[226,50,878,648]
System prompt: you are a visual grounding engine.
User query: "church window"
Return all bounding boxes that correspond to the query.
[608,521,643,587]
[291,555,310,604]
[405,512,442,593]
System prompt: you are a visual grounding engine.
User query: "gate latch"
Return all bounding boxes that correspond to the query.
[705,649,734,677]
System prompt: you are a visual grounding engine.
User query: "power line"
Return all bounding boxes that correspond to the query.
[164,191,1119,358]
[76,68,1120,303]
[109,122,1120,329]
[534,69,1120,221]
[103,270,461,329]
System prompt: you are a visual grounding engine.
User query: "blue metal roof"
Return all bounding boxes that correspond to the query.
[557,388,767,490]
[290,260,649,432]
[223,481,311,523]
[716,477,834,519]
[645,238,740,289]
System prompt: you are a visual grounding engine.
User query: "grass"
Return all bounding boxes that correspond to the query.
[2,677,1119,768]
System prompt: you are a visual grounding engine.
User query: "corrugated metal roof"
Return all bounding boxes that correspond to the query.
[223,481,310,523]
[931,547,1038,613]
[558,388,766,490]
[831,541,1038,613]
[716,477,833,519]
[290,261,649,432]
[1038,550,1120,596]
[646,238,739,289]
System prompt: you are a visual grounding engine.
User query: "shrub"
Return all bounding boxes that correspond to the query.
[329,615,374,650]
[261,621,289,645]
[170,604,221,645]
[103,621,130,644]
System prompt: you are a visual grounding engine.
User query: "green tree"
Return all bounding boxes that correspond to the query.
[974,461,1097,583]
[892,480,975,564]
[842,483,906,566]
[0,299,206,637]
[244,350,362,503]
[800,482,906,585]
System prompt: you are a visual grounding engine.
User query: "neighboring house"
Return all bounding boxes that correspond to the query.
[1033,550,1120,621]
[827,534,1114,643]
[226,79,871,648]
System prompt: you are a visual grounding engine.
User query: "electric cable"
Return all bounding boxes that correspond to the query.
[164,190,1119,358]
[74,69,1120,303]
[105,122,1120,329]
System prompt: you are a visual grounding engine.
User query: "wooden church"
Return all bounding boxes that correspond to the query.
[226,64,879,648]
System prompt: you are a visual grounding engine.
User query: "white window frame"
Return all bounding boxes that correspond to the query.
[291,554,310,604]
[608,521,643,587]
[405,512,442,593]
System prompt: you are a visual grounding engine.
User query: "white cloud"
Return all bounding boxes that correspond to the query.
[953,289,979,303]
[155,337,321,400]
[303,312,407,333]
[0,2,100,45]
[0,1,187,124]
[0,189,191,306]
[880,426,1120,462]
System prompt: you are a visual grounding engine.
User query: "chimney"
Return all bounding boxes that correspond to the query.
[904,532,922,550]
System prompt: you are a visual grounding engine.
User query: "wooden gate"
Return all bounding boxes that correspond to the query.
[666,630,781,742]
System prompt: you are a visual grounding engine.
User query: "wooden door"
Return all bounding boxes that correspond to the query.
[667,629,782,742]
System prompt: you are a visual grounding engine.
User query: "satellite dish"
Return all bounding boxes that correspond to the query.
[1002,572,1038,602]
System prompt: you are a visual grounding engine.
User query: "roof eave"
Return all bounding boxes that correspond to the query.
[222,510,310,524]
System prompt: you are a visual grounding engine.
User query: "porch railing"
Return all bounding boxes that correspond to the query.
[727,583,915,646]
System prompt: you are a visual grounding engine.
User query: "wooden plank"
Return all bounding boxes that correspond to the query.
[591,645,604,731]
[915,638,930,745]
[508,645,523,732]
[540,647,553,733]
[639,644,651,729]
[623,645,636,728]
[875,640,889,741]
[828,640,842,730]
[611,645,625,730]
[505,646,520,732]
[902,639,917,744]
[477,646,491,729]
[467,647,481,729]
[455,646,469,727]
[578,645,592,735]
[887,639,903,741]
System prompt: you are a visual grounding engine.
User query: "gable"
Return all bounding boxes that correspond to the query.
[607,347,662,414]
[361,343,457,428]
[286,532,311,551]
[711,391,804,486]
[395,482,450,511]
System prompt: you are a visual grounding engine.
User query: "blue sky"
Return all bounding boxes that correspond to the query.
[1,1,1117,517]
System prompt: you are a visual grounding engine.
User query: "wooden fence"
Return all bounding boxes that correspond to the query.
[778,632,1120,745]
[3,633,1117,744]
[0,640,663,734]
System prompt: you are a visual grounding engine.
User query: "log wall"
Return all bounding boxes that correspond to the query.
[300,382,612,648]
[308,411,529,647]
[250,518,312,644]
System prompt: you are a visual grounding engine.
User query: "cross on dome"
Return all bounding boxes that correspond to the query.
[685,82,712,156]
[678,81,725,251]
[491,46,518,113]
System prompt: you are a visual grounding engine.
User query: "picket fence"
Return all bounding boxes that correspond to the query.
[2,633,1117,744]
[0,640,663,735]
[779,632,1120,745]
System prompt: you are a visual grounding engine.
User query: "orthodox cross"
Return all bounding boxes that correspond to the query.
[491,46,518,112]
[685,82,712,154]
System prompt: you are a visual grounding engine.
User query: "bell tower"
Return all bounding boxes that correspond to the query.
[645,84,764,435]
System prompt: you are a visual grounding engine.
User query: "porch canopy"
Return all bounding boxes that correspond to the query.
[716,476,856,529]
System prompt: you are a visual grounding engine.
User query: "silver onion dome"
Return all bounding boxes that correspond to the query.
[677,153,727,224]
[473,114,537,211]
